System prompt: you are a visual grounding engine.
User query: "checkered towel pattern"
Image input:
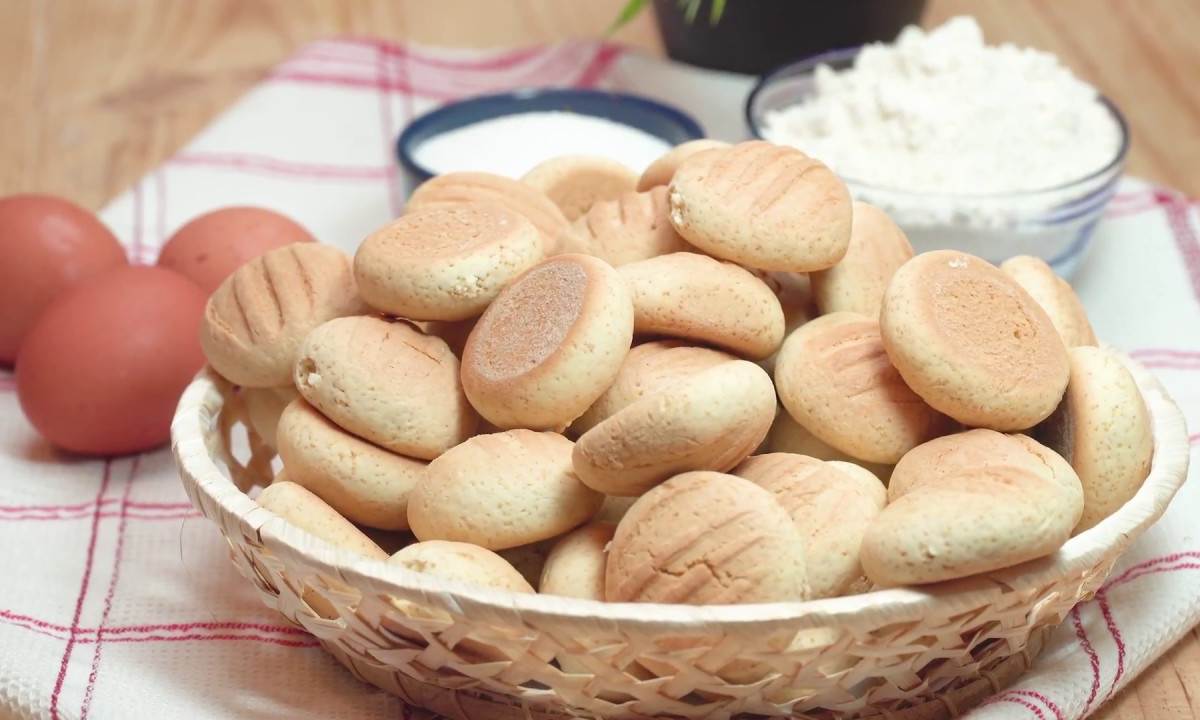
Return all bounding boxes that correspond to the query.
[1,38,1198,720]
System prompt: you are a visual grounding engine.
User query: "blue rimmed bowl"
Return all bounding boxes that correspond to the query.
[397,88,704,189]
[746,48,1130,277]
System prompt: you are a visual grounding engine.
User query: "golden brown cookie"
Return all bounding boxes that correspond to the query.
[619,252,785,359]
[521,155,638,221]
[765,408,894,482]
[461,254,634,430]
[275,398,426,530]
[200,243,363,387]
[573,359,776,496]
[637,139,731,192]
[389,540,534,593]
[606,471,810,604]
[243,385,297,449]
[294,316,477,459]
[1000,255,1098,347]
[668,141,852,272]
[407,171,571,254]
[539,522,615,600]
[257,481,387,560]
[408,430,602,550]
[354,204,544,321]
[863,430,1084,586]
[734,453,885,598]
[570,340,735,435]
[561,186,692,266]
[1035,346,1153,532]
[774,312,952,464]
[880,250,1071,431]
[811,201,913,317]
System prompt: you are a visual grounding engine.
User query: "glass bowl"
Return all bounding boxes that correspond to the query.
[745,48,1130,277]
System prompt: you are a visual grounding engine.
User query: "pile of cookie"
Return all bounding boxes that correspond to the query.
[199,140,1154,605]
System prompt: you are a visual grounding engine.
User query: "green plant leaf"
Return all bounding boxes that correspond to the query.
[607,0,648,34]
[680,0,702,24]
[709,0,727,25]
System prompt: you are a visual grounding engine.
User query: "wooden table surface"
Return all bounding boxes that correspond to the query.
[3,2,1198,718]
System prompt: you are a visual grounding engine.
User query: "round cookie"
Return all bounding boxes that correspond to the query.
[573,360,776,496]
[257,481,387,560]
[811,201,914,318]
[294,316,477,459]
[863,430,1084,586]
[570,340,735,435]
[619,252,785,360]
[765,409,894,482]
[521,155,638,221]
[461,254,634,431]
[407,171,570,254]
[606,471,810,604]
[242,385,297,449]
[561,186,692,266]
[539,522,615,600]
[774,312,952,464]
[880,250,1071,431]
[200,243,363,387]
[1000,255,1097,347]
[389,540,534,594]
[637,139,731,192]
[734,453,885,598]
[888,429,1083,503]
[275,398,426,530]
[408,430,603,550]
[667,141,852,272]
[354,204,544,321]
[1035,346,1153,532]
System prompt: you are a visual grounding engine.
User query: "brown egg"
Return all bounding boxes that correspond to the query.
[157,206,314,295]
[16,266,207,455]
[0,194,127,364]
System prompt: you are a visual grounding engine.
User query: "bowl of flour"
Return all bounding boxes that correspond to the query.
[747,17,1128,277]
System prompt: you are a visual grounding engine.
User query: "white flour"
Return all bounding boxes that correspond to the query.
[413,111,672,177]
[761,17,1122,225]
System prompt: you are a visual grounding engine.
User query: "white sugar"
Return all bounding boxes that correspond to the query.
[761,17,1121,210]
[413,111,673,178]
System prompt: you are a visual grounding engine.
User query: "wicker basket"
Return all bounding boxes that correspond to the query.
[171,355,1189,720]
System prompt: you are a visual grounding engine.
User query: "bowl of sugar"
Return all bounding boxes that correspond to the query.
[397,89,704,188]
[746,17,1129,278]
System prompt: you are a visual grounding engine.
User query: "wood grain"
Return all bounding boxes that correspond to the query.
[0,2,1196,719]
[0,0,662,209]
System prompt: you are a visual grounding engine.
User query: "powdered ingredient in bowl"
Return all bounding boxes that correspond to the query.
[761,17,1121,208]
[413,112,671,177]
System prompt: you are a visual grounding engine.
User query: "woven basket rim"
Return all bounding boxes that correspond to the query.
[172,352,1190,631]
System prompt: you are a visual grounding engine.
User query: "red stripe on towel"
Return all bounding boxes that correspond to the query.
[1072,605,1103,716]
[80,457,139,719]
[49,461,112,720]
[1097,592,1128,701]
[171,152,392,181]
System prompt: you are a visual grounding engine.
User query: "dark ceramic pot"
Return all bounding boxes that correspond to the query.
[652,0,927,74]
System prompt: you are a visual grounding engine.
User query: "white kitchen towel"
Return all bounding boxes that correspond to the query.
[0,39,1197,720]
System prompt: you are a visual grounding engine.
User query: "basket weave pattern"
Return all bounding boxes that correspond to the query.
[172,356,1189,719]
